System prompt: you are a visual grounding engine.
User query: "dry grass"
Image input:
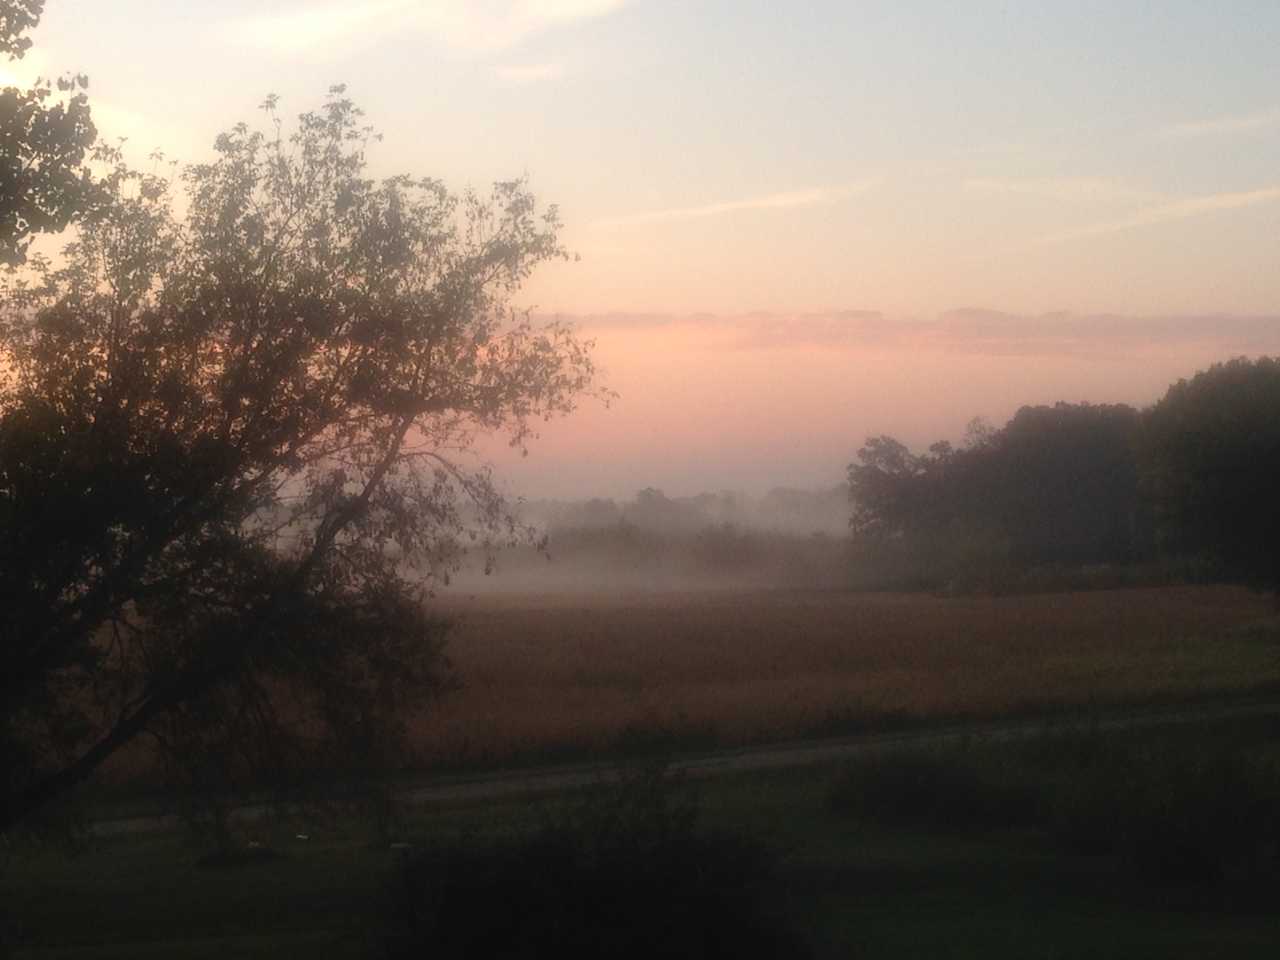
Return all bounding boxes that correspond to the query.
[413,585,1280,765]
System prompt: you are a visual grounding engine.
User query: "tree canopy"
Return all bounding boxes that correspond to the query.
[847,403,1150,588]
[1143,356,1280,593]
[849,364,1280,594]
[0,87,600,830]
[0,0,98,266]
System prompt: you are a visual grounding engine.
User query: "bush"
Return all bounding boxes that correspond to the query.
[828,729,1280,905]
[1049,738,1280,900]
[827,745,1039,833]
[383,764,810,958]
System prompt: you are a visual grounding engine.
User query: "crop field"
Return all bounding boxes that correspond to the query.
[415,584,1280,766]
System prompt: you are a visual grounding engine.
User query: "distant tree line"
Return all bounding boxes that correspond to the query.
[532,486,850,538]
[848,357,1280,594]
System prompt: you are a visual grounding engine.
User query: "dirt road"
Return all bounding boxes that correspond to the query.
[87,697,1280,837]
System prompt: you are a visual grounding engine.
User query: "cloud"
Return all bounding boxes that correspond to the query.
[495,61,567,84]
[591,181,879,229]
[932,310,1280,358]
[223,0,631,58]
[730,311,905,350]
[1157,109,1280,140]
[1034,186,1280,245]
[963,177,1156,203]
[558,310,1280,358]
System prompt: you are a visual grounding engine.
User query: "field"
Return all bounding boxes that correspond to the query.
[417,584,1280,766]
[9,583,1280,958]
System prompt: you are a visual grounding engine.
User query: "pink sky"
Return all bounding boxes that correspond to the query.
[478,312,1280,499]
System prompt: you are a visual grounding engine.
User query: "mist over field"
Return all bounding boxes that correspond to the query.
[447,485,852,593]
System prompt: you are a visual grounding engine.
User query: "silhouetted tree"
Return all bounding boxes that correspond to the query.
[0,0,99,265]
[848,434,973,543]
[848,403,1148,582]
[624,487,700,534]
[1143,356,1280,594]
[989,403,1145,565]
[847,435,929,540]
[0,88,599,830]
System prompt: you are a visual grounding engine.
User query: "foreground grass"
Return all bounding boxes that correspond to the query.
[419,585,1280,766]
[9,714,1280,958]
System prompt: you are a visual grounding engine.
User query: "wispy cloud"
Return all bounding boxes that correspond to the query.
[223,0,631,58]
[495,61,567,85]
[933,309,1280,358]
[963,176,1156,203]
[1158,109,1280,140]
[1035,186,1280,245]
[560,310,1280,358]
[592,181,879,229]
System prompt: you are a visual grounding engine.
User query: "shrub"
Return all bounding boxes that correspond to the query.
[826,745,1039,833]
[1048,738,1280,900]
[828,730,1280,905]
[383,764,811,958]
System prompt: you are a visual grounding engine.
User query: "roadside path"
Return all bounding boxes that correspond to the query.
[89,697,1280,837]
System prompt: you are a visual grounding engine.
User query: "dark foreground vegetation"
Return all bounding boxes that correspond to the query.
[385,766,809,959]
[6,714,1280,958]
[829,721,1280,909]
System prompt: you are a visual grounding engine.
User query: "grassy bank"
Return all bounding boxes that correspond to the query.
[8,713,1280,958]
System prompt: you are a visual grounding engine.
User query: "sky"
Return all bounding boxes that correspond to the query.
[12,2,1280,497]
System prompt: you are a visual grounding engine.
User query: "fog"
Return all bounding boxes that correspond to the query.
[445,485,852,594]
